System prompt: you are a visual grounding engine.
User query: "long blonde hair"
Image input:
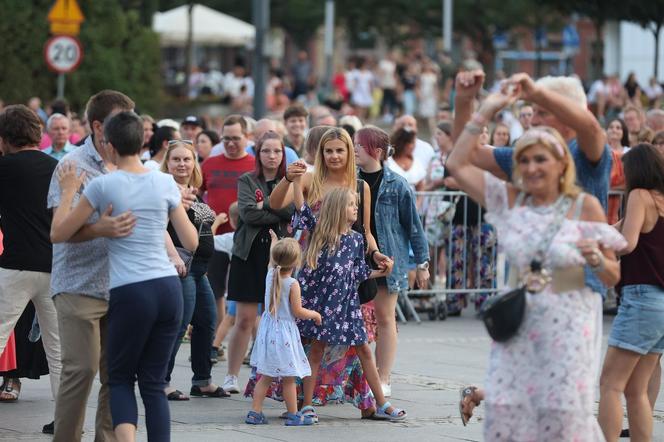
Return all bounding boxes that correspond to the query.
[308,127,357,205]
[269,238,301,317]
[160,140,203,188]
[512,126,581,198]
[304,188,356,270]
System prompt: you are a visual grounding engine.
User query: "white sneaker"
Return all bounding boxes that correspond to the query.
[381,383,392,398]
[223,375,240,394]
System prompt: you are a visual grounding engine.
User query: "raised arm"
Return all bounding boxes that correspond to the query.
[453,70,509,180]
[447,90,519,207]
[268,161,307,209]
[510,73,606,163]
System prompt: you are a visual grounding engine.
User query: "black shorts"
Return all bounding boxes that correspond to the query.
[207,251,230,299]
[227,231,271,304]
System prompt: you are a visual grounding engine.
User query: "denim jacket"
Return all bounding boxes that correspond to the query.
[373,166,429,293]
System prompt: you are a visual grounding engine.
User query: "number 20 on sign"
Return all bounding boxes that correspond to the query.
[44,35,83,74]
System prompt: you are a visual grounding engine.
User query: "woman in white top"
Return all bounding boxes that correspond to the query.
[51,112,198,442]
[351,59,375,120]
[386,127,426,194]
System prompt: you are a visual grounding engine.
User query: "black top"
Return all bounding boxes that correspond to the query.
[0,150,58,272]
[359,169,383,242]
[167,197,215,266]
[443,167,484,226]
[620,216,664,289]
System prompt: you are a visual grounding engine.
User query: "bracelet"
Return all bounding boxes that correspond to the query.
[464,122,482,135]
[471,112,488,126]
[284,175,293,183]
[369,249,379,260]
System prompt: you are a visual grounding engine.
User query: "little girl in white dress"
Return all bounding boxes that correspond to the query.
[246,233,322,426]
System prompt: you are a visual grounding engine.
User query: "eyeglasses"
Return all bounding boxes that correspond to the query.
[168,139,193,146]
[222,136,243,143]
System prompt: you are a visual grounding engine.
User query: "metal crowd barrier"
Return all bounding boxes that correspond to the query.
[395,189,626,323]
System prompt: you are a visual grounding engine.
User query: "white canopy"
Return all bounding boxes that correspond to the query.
[153,4,255,47]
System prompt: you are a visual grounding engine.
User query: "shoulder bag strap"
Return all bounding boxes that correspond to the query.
[573,193,586,221]
[532,196,573,265]
[356,179,365,229]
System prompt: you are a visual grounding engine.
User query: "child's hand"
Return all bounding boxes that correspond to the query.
[215,212,228,225]
[57,161,86,193]
[376,257,394,276]
[268,229,278,244]
[311,311,322,326]
[255,189,264,209]
[372,250,391,270]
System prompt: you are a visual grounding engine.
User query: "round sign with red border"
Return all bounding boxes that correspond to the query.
[44,35,83,73]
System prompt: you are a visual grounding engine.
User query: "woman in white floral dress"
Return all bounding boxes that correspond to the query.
[446,86,626,441]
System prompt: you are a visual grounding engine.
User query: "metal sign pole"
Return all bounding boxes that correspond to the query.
[323,0,335,96]
[57,73,65,99]
[252,0,269,119]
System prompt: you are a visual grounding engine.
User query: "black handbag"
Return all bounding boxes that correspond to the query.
[353,179,378,305]
[480,195,572,342]
[174,221,204,274]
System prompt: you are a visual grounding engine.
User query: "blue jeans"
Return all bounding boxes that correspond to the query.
[166,260,217,386]
[108,276,182,442]
[609,284,664,355]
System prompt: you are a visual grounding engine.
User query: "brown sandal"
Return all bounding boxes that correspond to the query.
[0,378,21,402]
[459,386,480,426]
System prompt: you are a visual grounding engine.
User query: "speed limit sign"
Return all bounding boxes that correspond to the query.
[44,35,83,73]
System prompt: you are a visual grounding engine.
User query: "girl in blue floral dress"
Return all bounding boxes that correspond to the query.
[291,183,407,422]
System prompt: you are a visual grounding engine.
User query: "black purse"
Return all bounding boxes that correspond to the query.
[480,194,572,342]
[353,179,378,305]
[174,221,204,274]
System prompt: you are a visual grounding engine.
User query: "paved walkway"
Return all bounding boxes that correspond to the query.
[1,312,662,441]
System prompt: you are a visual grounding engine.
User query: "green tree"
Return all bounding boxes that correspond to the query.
[0,0,162,113]
[0,0,56,105]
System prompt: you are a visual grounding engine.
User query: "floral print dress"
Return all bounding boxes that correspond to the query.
[294,203,372,345]
[244,202,376,410]
[482,173,626,441]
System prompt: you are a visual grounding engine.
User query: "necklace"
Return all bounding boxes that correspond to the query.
[525,194,566,215]
[367,169,385,194]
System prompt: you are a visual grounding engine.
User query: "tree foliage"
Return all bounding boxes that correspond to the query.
[0,0,162,113]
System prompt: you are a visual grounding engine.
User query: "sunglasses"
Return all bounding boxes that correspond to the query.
[168,139,194,146]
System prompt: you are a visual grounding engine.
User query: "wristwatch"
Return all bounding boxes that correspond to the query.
[416,262,429,271]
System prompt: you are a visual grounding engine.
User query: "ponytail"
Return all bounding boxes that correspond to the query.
[269,265,282,317]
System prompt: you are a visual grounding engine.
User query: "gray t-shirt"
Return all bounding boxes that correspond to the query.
[83,170,181,289]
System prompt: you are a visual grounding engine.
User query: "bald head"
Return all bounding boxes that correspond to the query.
[254,118,278,141]
[394,115,418,133]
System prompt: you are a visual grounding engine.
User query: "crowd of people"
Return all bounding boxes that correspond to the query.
[0,56,664,441]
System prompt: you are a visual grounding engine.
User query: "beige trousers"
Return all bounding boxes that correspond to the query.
[53,294,115,442]
[0,268,60,399]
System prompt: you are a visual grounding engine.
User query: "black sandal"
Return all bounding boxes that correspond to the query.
[166,390,190,401]
[190,385,230,398]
